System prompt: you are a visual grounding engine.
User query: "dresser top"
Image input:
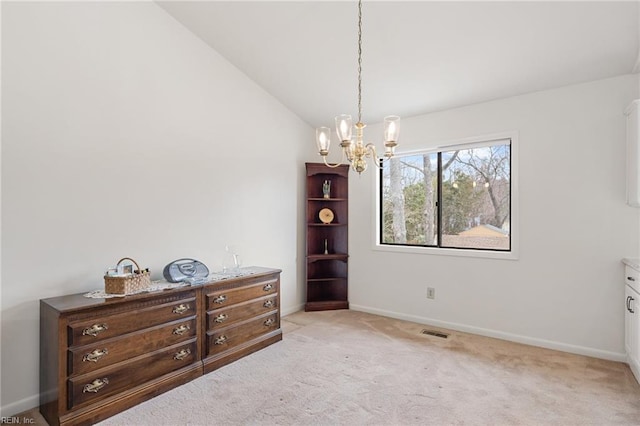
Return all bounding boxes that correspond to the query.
[40,266,281,313]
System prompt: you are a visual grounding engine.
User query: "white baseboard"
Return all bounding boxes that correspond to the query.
[350,303,627,363]
[281,303,304,317]
[628,353,640,383]
[1,394,39,418]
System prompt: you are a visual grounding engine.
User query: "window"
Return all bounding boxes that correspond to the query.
[379,138,512,253]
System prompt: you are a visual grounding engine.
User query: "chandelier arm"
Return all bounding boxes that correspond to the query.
[321,149,347,169]
[364,143,385,170]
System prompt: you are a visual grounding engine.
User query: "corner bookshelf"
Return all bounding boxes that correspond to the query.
[305,162,349,311]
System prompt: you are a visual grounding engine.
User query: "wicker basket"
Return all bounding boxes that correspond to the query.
[104,257,151,295]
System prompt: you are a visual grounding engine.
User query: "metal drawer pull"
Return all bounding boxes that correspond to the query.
[173,348,191,360]
[82,323,108,337]
[629,296,635,314]
[263,300,274,308]
[214,314,228,323]
[214,335,227,345]
[213,295,227,304]
[264,318,275,327]
[628,276,636,282]
[83,348,108,363]
[173,324,190,335]
[83,378,109,393]
[263,283,273,291]
[172,304,190,314]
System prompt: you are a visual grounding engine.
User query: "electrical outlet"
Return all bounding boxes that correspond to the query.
[427,287,435,299]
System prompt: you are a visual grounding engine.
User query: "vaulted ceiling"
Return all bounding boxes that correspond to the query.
[157,1,639,127]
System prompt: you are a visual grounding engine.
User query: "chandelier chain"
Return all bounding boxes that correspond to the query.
[357,0,363,125]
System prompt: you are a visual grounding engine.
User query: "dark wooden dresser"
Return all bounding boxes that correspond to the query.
[40,267,281,426]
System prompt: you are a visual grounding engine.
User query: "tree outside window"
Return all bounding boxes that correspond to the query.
[381,140,511,251]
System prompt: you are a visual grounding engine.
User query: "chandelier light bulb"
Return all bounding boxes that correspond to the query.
[384,116,400,142]
[316,127,331,155]
[335,115,353,142]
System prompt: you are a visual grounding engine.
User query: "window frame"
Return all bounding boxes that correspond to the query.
[373,131,519,260]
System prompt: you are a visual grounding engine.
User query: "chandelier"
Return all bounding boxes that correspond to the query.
[315,0,400,174]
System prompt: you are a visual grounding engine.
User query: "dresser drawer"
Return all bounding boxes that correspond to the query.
[206,312,278,356]
[68,316,197,376]
[206,279,277,310]
[68,296,196,346]
[68,339,197,409]
[207,296,277,331]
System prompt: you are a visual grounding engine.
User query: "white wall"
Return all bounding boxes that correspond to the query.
[1,2,312,415]
[350,74,640,360]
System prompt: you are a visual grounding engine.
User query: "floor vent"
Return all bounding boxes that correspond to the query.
[420,329,449,339]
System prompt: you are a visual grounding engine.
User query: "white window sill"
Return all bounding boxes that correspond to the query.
[373,243,519,260]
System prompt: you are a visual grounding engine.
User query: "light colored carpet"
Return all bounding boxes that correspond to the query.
[89,309,640,425]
